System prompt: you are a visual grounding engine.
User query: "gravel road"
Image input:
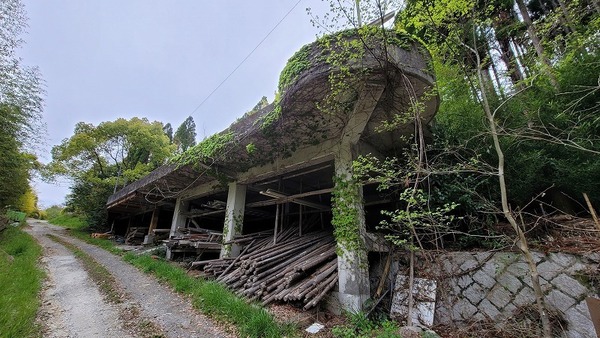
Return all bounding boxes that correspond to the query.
[26,220,230,338]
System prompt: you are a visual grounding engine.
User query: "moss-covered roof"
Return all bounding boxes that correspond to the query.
[107,28,438,210]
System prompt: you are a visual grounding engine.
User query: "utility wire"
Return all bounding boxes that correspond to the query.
[189,0,303,117]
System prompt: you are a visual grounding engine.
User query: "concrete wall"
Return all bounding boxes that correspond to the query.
[385,251,599,338]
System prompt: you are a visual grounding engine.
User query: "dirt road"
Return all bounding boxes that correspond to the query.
[26,220,229,338]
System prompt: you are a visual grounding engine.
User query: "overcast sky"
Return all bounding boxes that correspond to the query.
[20,1,332,208]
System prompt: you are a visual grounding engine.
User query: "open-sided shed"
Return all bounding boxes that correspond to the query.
[107,28,438,312]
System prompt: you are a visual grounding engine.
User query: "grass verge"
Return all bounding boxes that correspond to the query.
[0,226,44,338]
[123,253,294,338]
[48,214,86,230]
[49,214,122,255]
[50,215,293,337]
[46,234,166,338]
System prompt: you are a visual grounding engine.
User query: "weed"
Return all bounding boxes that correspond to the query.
[49,214,87,230]
[331,312,401,338]
[0,226,44,338]
[123,253,292,338]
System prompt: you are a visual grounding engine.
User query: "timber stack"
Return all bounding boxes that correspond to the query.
[195,226,338,310]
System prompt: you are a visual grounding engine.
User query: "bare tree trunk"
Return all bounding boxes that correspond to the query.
[497,33,525,85]
[511,38,530,78]
[472,49,553,338]
[515,0,559,90]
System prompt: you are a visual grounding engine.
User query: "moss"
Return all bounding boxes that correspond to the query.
[246,143,256,155]
[172,131,235,167]
[278,44,312,93]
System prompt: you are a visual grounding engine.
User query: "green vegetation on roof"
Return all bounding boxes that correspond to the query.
[172,131,235,168]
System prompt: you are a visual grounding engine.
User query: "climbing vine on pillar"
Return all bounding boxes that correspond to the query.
[331,175,365,254]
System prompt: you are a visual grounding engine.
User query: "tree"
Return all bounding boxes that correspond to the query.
[173,116,197,152]
[46,117,174,227]
[0,0,45,211]
[395,1,599,336]
[163,122,173,143]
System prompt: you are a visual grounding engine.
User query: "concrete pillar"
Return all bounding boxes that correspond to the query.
[220,182,247,258]
[334,144,371,313]
[330,82,384,312]
[166,197,189,260]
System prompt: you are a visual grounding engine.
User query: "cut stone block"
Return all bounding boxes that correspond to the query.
[478,298,502,320]
[391,274,437,327]
[496,271,521,294]
[546,289,576,313]
[488,284,512,310]
[472,269,496,289]
[552,274,587,300]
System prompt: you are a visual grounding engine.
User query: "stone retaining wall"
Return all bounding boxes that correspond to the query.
[384,251,599,338]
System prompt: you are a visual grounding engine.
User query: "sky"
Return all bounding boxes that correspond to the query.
[19,0,332,208]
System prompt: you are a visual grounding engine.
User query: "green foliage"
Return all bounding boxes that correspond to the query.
[163,123,174,143]
[43,205,64,220]
[47,117,173,228]
[48,117,173,181]
[173,131,234,168]
[278,43,312,92]
[0,117,37,209]
[123,253,291,337]
[0,0,44,145]
[6,210,26,223]
[66,177,114,229]
[0,1,45,212]
[173,116,197,152]
[49,213,87,230]
[245,142,256,155]
[0,225,44,338]
[379,188,458,249]
[331,175,364,252]
[331,312,401,338]
[15,186,37,215]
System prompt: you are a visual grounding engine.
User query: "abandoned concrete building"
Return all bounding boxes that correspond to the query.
[106,29,436,313]
[103,27,600,336]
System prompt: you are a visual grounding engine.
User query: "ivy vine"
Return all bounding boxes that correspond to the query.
[331,175,365,254]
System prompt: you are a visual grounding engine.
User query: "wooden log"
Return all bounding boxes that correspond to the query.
[217,239,255,280]
[304,274,338,310]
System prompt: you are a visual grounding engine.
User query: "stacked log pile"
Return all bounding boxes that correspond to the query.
[165,232,223,251]
[198,227,338,310]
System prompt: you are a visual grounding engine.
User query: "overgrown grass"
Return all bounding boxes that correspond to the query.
[48,213,87,230]
[0,226,44,338]
[331,312,402,338]
[123,253,293,337]
[49,214,122,255]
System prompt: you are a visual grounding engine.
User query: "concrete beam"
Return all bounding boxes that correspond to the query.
[220,182,247,258]
[237,139,337,185]
[178,181,221,201]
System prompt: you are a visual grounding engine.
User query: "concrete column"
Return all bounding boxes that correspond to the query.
[330,82,384,312]
[220,182,247,258]
[167,197,189,260]
[334,144,371,313]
